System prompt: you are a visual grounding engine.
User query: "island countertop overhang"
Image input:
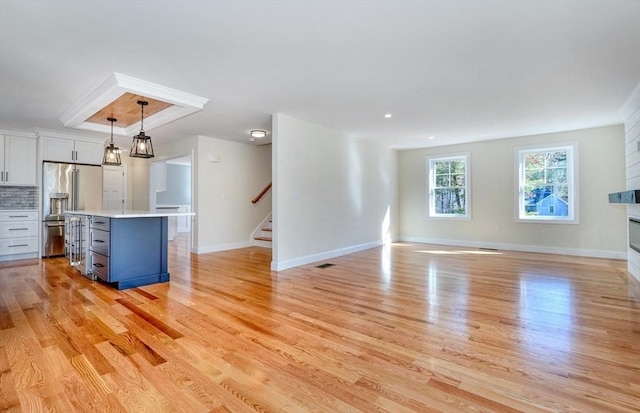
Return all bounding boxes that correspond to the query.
[65,210,195,219]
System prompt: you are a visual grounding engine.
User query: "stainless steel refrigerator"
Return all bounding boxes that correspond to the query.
[42,162,102,261]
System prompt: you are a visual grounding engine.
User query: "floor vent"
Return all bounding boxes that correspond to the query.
[316,263,335,269]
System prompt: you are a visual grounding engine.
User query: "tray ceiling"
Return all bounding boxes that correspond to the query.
[59,73,208,136]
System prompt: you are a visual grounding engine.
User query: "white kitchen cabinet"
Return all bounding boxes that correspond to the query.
[42,134,105,165]
[0,210,39,261]
[74,140,105,164]
[0,134,37,186]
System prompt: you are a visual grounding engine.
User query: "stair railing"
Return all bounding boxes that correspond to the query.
[251,181,272,204]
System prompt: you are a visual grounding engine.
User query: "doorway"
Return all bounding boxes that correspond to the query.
[102,165,127,211]
[149,154,193,253]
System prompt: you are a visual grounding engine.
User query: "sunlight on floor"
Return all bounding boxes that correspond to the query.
[519,276,574,355]
[415,249,505,255]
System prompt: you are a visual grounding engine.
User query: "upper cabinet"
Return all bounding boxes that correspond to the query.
[0,133,37,186]
[39,131,105,165]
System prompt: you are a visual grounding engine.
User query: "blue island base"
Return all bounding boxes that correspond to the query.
[103,272,170,290]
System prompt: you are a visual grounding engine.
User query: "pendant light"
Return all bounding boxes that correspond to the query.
[129,100,154,158]
[102,117,122,166]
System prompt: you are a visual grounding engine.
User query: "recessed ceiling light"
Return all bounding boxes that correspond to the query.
[428,136,435,140]
[250,129,267,138]
[384,113,392,118]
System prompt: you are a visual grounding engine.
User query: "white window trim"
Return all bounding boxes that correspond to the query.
[514,142,579,224]
[427,153,471,220]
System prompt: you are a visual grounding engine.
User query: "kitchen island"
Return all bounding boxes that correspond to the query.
[65,210,194,290]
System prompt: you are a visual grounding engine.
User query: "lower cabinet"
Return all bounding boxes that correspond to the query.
[0,210,39,261]
[88,215,169,290]
[89,219,110,281]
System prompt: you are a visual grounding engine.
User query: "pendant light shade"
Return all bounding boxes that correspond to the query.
[129,100,154,158]
[103,117,122,166]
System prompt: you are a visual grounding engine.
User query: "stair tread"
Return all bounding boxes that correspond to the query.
[262,228,272,232]
[254,236,272,242]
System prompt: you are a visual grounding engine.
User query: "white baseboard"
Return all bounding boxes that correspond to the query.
[271,240,382,271]
[627,254,640,282]
[194,240,251,254]
[399,236,627,260]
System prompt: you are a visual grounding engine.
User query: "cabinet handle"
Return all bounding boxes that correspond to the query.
[8,215,29,218]
[9,228,29,231]
[9,244,29,248]
[1,171,4,181]
[93,239,104,243]
[93,263,104,268]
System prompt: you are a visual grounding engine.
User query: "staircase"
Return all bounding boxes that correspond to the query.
[251,182,273,248]
[252,214,272,248]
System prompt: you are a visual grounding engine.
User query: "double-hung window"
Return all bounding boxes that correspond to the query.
[516,144,578,223]
[428,154,470,218]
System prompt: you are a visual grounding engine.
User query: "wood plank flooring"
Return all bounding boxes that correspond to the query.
[1,239,639,412]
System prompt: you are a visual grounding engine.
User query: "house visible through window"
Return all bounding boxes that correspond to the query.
[428,154,469,218]
[517,144,577,223]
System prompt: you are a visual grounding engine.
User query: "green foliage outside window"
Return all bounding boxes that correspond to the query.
[432,159,466,215]
[522,150,569,217]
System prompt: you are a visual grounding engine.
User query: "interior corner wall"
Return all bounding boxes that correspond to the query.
[272,113,398,271]
[193,135,272,253]
[124,156,150,211]
[398,125,627,258]
[623,83,640,282]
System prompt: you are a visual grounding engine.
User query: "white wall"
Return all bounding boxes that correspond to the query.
[193,135,272,253]
[156,164,191,205]
[108,135,150,211]
[399,125,627,258]
[143,135,272,254]
[127,157,150,210]
[623,83,640,282]
[272,113,398,271]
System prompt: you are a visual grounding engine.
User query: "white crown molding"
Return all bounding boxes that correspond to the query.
[59,72,209,134]
[34,127,107,142]
[0,128,36,138]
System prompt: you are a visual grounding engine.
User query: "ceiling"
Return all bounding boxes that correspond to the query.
[1,0,639,149]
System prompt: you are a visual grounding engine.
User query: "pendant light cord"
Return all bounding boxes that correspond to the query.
[107,117,117,144]
[140,101,145,133]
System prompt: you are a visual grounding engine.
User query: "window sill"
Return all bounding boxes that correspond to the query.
[516,217,579,224]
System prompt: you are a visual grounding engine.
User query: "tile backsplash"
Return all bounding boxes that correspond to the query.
[0,186,39,210]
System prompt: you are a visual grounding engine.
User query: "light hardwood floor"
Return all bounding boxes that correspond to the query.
[1,239,639,412]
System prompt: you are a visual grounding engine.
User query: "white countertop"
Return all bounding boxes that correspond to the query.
[65,210,195,219]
